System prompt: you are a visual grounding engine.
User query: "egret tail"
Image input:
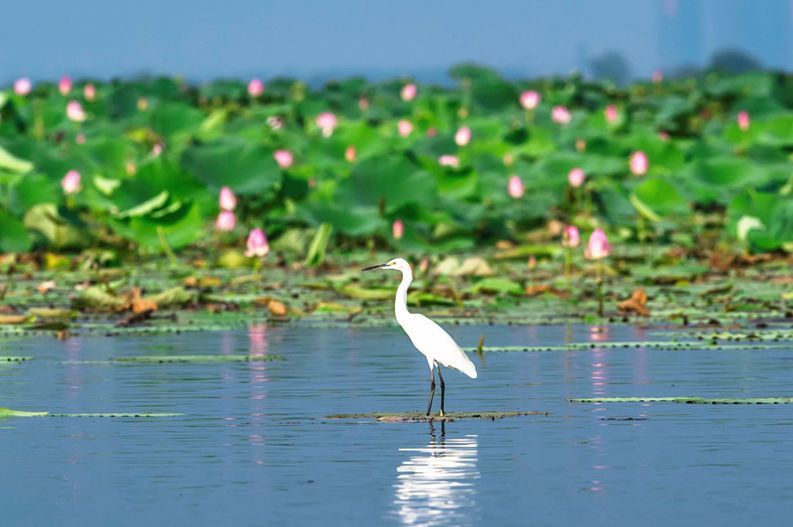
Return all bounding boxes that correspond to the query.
[454,348,478,379]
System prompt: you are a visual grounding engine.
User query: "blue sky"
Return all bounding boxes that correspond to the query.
[2,0,790,83]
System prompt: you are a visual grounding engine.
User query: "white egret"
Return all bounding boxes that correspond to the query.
[362,258,477,416]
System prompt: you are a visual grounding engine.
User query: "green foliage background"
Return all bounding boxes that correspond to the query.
[0,65,791,257]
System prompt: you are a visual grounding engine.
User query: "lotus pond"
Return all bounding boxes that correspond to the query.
[2,322,793,526]
[1,68,792,525]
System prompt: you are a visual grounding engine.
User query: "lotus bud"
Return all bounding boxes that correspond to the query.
[248,78,265,97]
[274,149,293,169]
[315,112,338,137]
[520,90,540,110]
[737,111,750,131]
[66,100,86,122]
[568,167,585,188]
[562,225,580,248]
[400,83,417,102]
[604,105,619,124]
[58,76,72,96]
[215,210,237,232]
[14,78,32,96]
[345,145,357,163]
[585,228,611,260]
[392,219,404,240]
[551,105,572,124]
[629,151,648,176]
[397,119,413,137]
[245,228,269,258]
[508,175,524,199]
[83,83,96,101]
[219,186,237,211]
[454,126,471,147]
[61,170,81,194]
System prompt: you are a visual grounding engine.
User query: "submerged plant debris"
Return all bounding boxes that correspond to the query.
[0,248,790,338]
[569,397,793,405]
[325,410,549,422]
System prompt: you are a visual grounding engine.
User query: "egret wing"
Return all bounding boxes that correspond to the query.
[403,314,477,378]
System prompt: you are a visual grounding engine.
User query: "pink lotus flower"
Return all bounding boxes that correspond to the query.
[397,119,413,137]
[585,228,611,260]
[273,149,293,169]
[400,83,417,102]
[426,127,437,137]
[358,97,369,111]
[629,151,648,176]
[737,111,750,131]
[215,210,237,232]
[652,70,663,83]
[316,112,338,137]
[507,175,524,199]
[392,219,404,240]
[568,167,585,188]
[520,90,540,110]
[219,186,237,211]
[658,131,670,141]
[604,105,619,124]
[58,76,72,96]
[83,83,96,101]
[61,170,81,194]
[151,143,163,156]
[13,78,32,96]
[245,228,269,258]
[75,133,86,145]
[562,225,580,248]
[66,100,86,122]
[551,105,572,124]
[248,78,264,97]
[455,126,471,146]
[438,155,460,169]
[345,145,357,162]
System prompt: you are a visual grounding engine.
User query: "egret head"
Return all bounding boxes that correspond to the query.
[362,257,411,273]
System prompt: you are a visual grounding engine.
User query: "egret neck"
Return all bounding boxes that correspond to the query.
[394,265,413,325]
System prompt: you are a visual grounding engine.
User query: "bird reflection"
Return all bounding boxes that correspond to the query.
[393,426,479,526]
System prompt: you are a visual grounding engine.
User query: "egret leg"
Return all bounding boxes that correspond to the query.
[425,367,436,416]
[437,367,446,417]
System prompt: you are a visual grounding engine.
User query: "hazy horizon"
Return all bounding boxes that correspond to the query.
[2,0,791,84]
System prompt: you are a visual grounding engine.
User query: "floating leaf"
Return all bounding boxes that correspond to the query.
[570,397,793,405]
[325,411,548,422]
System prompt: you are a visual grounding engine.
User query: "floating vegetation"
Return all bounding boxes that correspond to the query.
[570,397,793,405]
[325,411,549,422]
[0,356,33,362]
[0,408,49,418]
[469,341,793,353]
[0,407,183,418]
[111,354,284,364]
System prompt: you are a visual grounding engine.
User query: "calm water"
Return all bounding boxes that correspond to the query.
[1,324,792,526]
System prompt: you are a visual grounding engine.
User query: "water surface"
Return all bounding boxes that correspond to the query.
[1,324,792,526]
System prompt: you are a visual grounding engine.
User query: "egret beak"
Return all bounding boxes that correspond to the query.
[361,263,385,272]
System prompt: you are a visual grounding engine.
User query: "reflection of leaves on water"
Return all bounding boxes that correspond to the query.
[393,434,479,526]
